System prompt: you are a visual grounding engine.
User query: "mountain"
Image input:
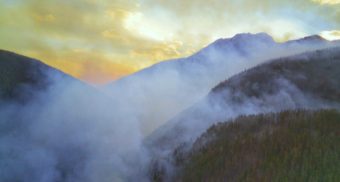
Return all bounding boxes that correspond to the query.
[0,49,115,105]
[105,33,339,134]
[0,50,73,101]
[177,109,340,181]
[0,50,145,182]
[1,34,339,181]
[147,46,340,180]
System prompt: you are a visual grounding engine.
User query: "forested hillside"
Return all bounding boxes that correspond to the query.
[177,110,340,182]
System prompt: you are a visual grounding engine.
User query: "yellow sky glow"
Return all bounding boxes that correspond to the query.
[313,0,340,4]
[0,0,339,84]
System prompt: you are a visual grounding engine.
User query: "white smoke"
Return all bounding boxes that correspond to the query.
[105,33,339,135]
[0,33,339,182]
[0,70,151,181]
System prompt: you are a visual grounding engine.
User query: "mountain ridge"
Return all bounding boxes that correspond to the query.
[0,49,142,182]
[0,49,71,101]
[105,33,340,134]
[146,45,340,180]
[1,34,340,181]
[149,45,340,144]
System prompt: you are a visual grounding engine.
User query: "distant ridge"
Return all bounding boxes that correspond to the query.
[105,32,339,134]
[146,46,340,180]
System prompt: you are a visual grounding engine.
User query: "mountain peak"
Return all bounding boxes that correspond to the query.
[287,35,328,44]
[233,32,274,41]
[193,32,276,58]
[300,35,326,41]
[214,32,275,45]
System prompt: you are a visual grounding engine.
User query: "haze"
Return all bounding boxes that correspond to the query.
[0,0,339,83]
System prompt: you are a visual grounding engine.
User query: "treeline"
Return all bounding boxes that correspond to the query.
[211,46,340,103]
[177,109,340,182]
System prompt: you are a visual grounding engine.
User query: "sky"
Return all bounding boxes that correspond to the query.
[0,0,339,84]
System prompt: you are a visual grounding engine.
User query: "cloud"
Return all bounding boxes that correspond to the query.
[313,0,340,4]
[0,0,339,83]
[320,30,340,40]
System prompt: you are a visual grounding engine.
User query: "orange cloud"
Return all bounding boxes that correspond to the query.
[0,0,339,84]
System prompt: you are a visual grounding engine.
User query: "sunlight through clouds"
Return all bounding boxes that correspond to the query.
[320,30,340,40]
[313,0,340,4]
[0,0,339,83]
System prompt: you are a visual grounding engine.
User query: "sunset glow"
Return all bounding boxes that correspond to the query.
[1,0,339,83]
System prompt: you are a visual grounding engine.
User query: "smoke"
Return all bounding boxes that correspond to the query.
[146,45,340,181]
[106,33,339,135]
[0,68,151,181]
[0,34,339,182]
